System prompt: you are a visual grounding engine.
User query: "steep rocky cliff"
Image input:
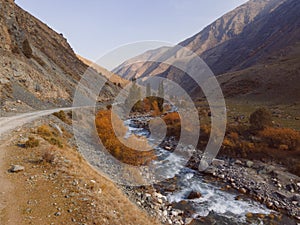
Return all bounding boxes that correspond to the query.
[0,0,117,112]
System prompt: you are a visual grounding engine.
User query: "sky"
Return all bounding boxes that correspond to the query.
[15,0,248,66]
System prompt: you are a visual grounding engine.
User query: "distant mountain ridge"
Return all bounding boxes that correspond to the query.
[112,46,170,80]
[113,0,300,102]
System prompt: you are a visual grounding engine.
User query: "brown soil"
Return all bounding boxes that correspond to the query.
[0,126,159,225]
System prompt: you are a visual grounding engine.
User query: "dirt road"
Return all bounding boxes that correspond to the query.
[0,107,73,225]
[0,107,74,137]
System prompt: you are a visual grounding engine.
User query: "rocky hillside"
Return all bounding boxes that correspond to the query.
[0,0,117,113]
[113,46,170,80]
[113,0,300,102]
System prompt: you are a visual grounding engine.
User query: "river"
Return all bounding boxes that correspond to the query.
[124,116,298,225]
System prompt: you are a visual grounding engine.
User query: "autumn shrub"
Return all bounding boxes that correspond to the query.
[151,100,161,116]
[42,150,55,164]
[53,110,71,124]
[258,127,300,150]
[249,107,272,130]
[161,112,181,138]
[48,137,63,148]
[25,136,39,148]
[37,124,63,148]
[95,110,156,166]
[228,131,239,141]
[163,112,180,125]
[37,124,52,137]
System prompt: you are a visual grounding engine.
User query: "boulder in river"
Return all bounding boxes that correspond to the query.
[187,191,202,199]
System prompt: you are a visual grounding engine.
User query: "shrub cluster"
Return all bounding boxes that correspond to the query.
[258,127,300,150]
[95,110,156,166]
[53,110,71,125]
[37,124,63,148]
[42,150,55,164]
[25,136,39,148]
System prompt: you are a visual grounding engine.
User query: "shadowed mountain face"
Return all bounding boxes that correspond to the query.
[0,0,117,112]
[201,0,300,75]
[113,0,300,102]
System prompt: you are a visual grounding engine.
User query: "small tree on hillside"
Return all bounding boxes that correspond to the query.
[249,107,272,130]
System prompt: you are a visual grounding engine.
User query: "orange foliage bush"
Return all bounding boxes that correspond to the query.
[163,112,180,125]
[258,127,300,150]
[228,132,239,141]
[95,110,156,166]
[161,112,181,138]
[151,100,161,116]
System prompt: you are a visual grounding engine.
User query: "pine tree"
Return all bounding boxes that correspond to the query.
[125,79,142,112]
[157,81,164,112]
[146,83,151,97]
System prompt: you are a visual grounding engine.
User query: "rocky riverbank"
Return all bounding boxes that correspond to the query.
[123,115,300,224]
[187,154,300,220]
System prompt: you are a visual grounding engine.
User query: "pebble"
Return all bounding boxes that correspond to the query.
[211,159,225,167]
[9,165,25,172]
[246,212,253,218]
[54,212,61,216]
[246,160,254,168]
[238,187,247,194]
[266,201,273,209]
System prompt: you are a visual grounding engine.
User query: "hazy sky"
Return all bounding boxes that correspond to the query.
[15,0,248,62]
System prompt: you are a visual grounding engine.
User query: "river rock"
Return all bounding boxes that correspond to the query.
[286,184,295,193]
[184,218,194,224]
[164,146,172,150]
[246,160,254,168]
[9,165,25,173]
[186,191,202,199]
[165,184,177,192]
[211,159,225,167]
[235,159,243,165]
[202,166,217,175]
[266,201,274,209]
[238,188,247,194]
[291,194,300,203]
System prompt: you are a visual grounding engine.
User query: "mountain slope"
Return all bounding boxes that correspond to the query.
[201,0,300,75]
[113,46,170,80]
[113,0,300,102]
[77,55,128,86]
[0,0,117,113]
